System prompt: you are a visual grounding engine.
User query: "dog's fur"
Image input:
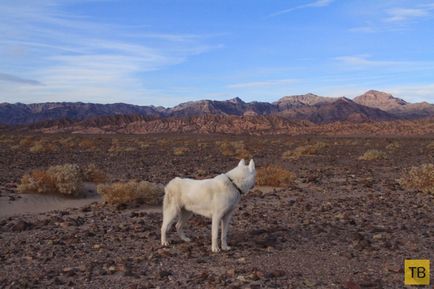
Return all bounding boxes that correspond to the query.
[161,159,256,252]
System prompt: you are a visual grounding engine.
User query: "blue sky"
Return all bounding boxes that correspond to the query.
[1,0,434,106]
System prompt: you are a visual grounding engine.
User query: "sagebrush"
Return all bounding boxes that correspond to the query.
[97,180,163,205]
[399,164,434,194]
[358,149,387,161]
[256,165,296,187]
[282,142,327,160]
[17,164,84,196]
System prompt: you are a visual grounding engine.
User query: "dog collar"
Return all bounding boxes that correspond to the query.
[226,175,244,195]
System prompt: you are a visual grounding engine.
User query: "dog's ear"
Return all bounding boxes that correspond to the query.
[238,159,246,166]
[248,159,255,172]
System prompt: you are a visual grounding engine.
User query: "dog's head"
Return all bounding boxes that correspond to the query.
[230,159,256,194]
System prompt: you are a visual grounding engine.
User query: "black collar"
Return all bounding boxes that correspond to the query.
[226,175,244,195]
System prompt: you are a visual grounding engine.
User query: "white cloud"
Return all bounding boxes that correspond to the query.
[386,83,434,103]
[385,8,430,22]
[335,55,403,68]
[269,0,334,17]
[0,73,42,86]
[0,0,221,104]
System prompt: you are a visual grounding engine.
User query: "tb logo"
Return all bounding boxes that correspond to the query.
[405,260,430,285]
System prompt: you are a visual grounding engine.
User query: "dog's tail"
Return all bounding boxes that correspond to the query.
[163,177,178,212]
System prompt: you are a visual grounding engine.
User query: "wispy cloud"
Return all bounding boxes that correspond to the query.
[269,0,334,17]
[227,78,299,89]
[386,83,434,103]
[385,7,430,22]
[0,73,42,86]
[335,55,404,69]
[0,0,221,104]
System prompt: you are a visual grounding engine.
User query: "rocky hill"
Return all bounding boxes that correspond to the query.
[1,91,433,133]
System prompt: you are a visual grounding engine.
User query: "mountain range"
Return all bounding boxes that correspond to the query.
[1,90,433,132]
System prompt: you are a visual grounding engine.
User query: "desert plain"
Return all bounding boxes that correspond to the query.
[0,133,433,289]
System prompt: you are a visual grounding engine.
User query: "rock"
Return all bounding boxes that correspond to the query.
[344,280,361,289]
[159,270,172,278]
[12,220,32,232]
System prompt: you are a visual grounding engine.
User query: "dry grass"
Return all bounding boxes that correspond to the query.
[426,141,434,150]
[82,164,107,184]
[78,139,97,150]
[17,164,84,197]
[173,146,189,156]
[358,149,387,161]
[97,180,163,205]
[218,141,250,159]
[29,140,58,153]
[282,142,327,160]
[109,138,136,154]
[256,165,296,187]
[19,136,35,147]
[386,142,400,150]
[399,164,434,194]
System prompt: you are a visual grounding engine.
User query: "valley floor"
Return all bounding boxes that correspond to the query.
[0,133,433,289]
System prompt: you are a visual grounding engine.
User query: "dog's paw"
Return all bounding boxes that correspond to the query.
[221,245,231,251]
[211,246,221,253]
[161,241,170,246]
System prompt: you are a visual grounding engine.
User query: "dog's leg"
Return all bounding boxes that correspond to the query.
[221,211,234,251]
[161,204,178,246]
[176,209,192,242]
[211,214,222,252]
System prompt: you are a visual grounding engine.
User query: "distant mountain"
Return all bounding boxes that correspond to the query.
[354,90,434,118]
[275,93,337,109]
[0,102,162,125]
[1,90,433,128]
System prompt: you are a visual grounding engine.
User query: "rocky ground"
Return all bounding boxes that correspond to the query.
[1,133,434,288]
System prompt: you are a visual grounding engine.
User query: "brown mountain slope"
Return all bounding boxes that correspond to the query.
[28,114,434,136]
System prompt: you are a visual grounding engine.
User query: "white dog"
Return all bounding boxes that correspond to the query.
[161,159,256,252]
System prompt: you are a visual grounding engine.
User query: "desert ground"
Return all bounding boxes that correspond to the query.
[0,133,433,289]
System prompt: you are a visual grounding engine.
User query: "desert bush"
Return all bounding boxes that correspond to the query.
[97,180,163,205]
[386,142,400,150]
[109,138,136,154]
[82,163,107,183]
[358,149,387,161]
[282,142,327,160]
[399,164,434,194]
[173,146,189,156]
[256,165,296,187]
[78,139,96,150]
[426,141,434,150]
[218,141,250,159]
[17,164,84,196]
[29,140,58,153]
[19,136,35,147]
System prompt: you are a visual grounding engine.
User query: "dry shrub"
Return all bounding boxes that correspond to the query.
[173,147,189,156]
[218,141,250,159]
[29,140,58,153]
[256,165,296,187]
[109,138,136,154]
[135,140,150,149]
[426,141,434,150]
[358,149,387,161]
[282,142,327,160]
[78,139,96,150]
[17,164,84,196]
[386,142,400,150]
[82,164,107,183]
[19,136,35,147]
[399,164,434,194]
[97,180,163,205]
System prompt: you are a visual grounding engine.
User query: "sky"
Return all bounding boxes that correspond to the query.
[1,0,434,106]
